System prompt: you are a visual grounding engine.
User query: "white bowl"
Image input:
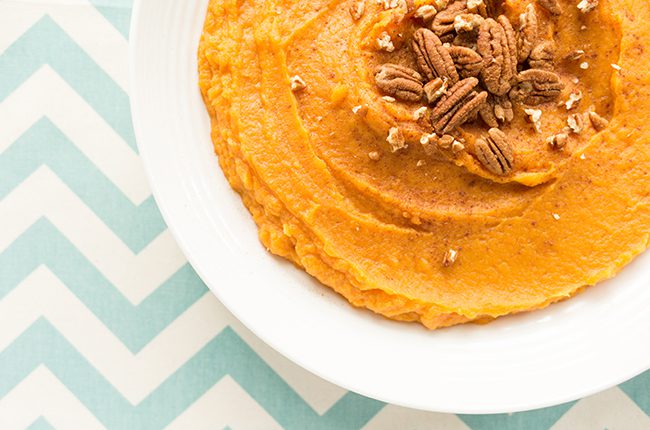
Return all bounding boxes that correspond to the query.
[129,0,650,414]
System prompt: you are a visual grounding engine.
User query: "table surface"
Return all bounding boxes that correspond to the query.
[0,0,649,429]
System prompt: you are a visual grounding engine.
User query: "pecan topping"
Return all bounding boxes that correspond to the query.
[567,113,584,134]
[454,13,484,32]
[529,41,556,70]
[564,90,583,110]
[467,0,503,16]
[377,32,395,52]
[414,5,438,22]
[475,128,514,175]
[290,75,307,92]
[412,28,460,84]
[479,95,513,127]
[438,134,455,149]
[349,2,365,20]
[546,133,568,149]
[430,77,488,134]
[517,4,538,63]
[466,0,486,15]
[413,106,428,120]
[424,77,449,104]
[567,49,585,61]
[375,64,425,102]
[368,151,381,160]
[588,111,609,131]
[536,0,562,15]
[477,17,517,96]
[493,97,514,123]
[509,69,564,105]
[453,32,478,50]
[498,15,518,79]
[448,45,484,78]
[524,108,543,133]
[431,0,468,42]
[443,248,459,267]
[365,0,576,173]
[578,0,599,13]
[387,127,407,151]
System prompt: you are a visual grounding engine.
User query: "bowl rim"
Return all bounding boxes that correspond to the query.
[128,0,650,414]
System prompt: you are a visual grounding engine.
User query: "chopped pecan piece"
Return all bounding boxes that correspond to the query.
[524,108,543,133]
[536,0,562,15]
[387,127,407,151]
[564,90,583,110]
[529,41,556,70]
[467,0,503,16]
[577,0,599,13]
[412,28,460,84]
[377,32,395,52]
[588,111,609,130]
[509,69,564,105]
[454,14,484,33]
[567,113,584,134]
[290,75,307,92]
[424,77,449,104]
[477,17,517,96]
[375,64,425,102]
[414,5,438,22]
[566,49,586,61]
[493,97,514,123]
[479,95,513,127]
[447,45,484,78]
[547,133,568,149]
[430,77,488,134]
[453,32,478,50]
[438,134,456,149]
[443,248,459,267]
[517,4,538,63]
[466,0,487,15]
[431,0,468,42]
[475,128,514,175]
[484,0,503,16]
[349,2,365,20]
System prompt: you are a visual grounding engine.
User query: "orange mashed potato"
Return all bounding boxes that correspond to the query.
[199,0,650,328]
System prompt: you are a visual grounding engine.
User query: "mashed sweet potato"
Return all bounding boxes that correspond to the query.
[199,0,650,328]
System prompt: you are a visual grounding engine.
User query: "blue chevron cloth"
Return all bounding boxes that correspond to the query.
[0,1,649,429]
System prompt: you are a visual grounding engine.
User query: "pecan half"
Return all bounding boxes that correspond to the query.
[497,15,518,81]
[430,77,488,134]
[431,0,468,42]
[477,17,516,96]
[448,45,484,78]
[509,69,564,105]
[479,95,513,127]
[529,41,555,70]
[375,64,425,102]
[475,128,514,175]
[517,4,538,63]
[412,28,460,84]
[536,0,562,15]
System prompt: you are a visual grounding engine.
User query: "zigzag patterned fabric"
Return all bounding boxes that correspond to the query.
[0,1,649,429]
